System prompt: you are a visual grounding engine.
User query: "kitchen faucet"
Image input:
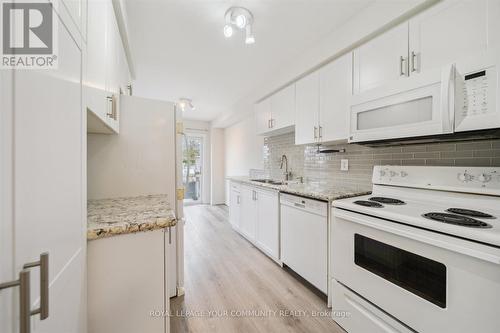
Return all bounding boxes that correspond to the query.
[280,154,291,181]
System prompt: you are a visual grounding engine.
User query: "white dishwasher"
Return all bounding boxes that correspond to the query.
[280,193,328,293]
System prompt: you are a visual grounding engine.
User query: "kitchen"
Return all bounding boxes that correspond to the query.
[1,0,500,333]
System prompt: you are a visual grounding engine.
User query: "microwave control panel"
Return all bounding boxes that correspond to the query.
[461,67,496,117]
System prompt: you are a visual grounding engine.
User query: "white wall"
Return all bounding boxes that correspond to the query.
[87,96,176,208]
[224,114,264,176]
[210,127,225,205]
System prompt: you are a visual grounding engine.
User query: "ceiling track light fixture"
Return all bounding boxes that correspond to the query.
[223,6,255,44]
[177,98,195,112]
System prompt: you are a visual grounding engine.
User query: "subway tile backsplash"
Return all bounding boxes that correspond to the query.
[263,132,500,192]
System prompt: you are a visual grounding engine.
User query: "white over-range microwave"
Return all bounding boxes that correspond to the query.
[349,49,500,144]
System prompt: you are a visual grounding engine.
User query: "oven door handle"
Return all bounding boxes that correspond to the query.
[334,209,500,265]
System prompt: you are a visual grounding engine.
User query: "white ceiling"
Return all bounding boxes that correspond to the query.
[124,0,373,121]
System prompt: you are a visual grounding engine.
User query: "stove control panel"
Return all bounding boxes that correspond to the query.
[373,166,500,195]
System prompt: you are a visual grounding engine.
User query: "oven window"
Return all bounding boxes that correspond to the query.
[354,234,446,308]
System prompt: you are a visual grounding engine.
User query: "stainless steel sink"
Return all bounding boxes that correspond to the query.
[250,179,285,185]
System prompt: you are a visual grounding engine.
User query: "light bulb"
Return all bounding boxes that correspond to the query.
[223,24,233,38]
[235,14,247,29]
[245,35,255,44]
[245,25,255,44]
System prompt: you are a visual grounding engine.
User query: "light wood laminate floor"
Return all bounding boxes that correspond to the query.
[171,204,344,333]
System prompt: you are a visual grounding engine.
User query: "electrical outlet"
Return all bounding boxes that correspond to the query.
[341,159,349,171]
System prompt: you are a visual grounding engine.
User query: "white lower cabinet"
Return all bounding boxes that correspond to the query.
[229,183,241,229]
[88,229,170,333]
[255,188,280,261]
[239,185,257,241]
[230,182,280,262]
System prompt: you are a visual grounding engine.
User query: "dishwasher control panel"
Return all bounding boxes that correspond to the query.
[280,193,328,217]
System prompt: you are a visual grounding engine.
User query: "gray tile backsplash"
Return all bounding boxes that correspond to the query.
[263,132,500,192]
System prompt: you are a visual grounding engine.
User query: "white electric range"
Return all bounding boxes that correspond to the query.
[330,166,500,333]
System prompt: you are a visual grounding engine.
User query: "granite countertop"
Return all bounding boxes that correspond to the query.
[87,194,177,241]
[228,176,370,201]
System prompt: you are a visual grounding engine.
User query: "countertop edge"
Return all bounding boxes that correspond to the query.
[227,177,371,202]
[87,216,177,241]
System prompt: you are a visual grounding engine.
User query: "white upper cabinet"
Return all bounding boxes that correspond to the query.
[295,71,320,145]
[86,0,107,90]
[270,84,295,130]
[295,53,352,145]
[255,84,295,136]
[353,22,409,94]
[60,0,87,39]
[319,53,351,143]
[255,97,272,135]
[85,0,130,134]
[353,0,500,95]
[409,0,500,74]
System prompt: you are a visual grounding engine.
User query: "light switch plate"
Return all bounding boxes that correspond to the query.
[341,159,349,171]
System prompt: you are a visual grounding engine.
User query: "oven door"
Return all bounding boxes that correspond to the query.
[349,65,454,143]
[331,208,500,333]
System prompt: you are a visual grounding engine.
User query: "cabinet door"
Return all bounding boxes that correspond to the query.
[295,71,320,145]
[239,186,256,241]
[409,0,500,74]
[229,188,241,229]
[105,1,120,94]
[85,0,108,89]
[319,53,351,143]
[353,22,409,94]
[255,97,272,135]
[255,190,279,260]
[270,84,295,130]
[5,10,86,332]
[62,0,86,37]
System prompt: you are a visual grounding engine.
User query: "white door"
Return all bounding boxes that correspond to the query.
[270,84,295,130]
[295,71,320,145]
[239,186,256,241]
[255,97,272,135]
[1,7,85,333]
[319,53,351,143]
[353,22,409,94]
[255,190,279,260]
[409,0,500,75]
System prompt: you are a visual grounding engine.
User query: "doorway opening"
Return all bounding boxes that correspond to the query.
[182,134,204,205]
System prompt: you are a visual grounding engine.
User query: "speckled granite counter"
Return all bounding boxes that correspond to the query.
[87,194,177,241]
[228,176,370,202]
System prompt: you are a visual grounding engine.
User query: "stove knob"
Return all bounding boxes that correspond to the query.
[458,172,472,182]
[400,171,408,177]
[389,171,398,177]
[379,170,386,177]
[477,173,492,183]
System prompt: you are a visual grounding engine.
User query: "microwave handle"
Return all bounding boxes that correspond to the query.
[441,64,456,132]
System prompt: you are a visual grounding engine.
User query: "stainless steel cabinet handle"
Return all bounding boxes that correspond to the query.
[410,51,419,73]
[0,269,32,333]
[23,252,49,320]
[314,126,318,140]
[399,56,408,77]
[271,118,274,128]
[319,126,323,140]
[237,195,240,204]
[106,96,113,118]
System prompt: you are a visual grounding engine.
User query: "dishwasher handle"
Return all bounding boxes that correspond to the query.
[294,203,306,209]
